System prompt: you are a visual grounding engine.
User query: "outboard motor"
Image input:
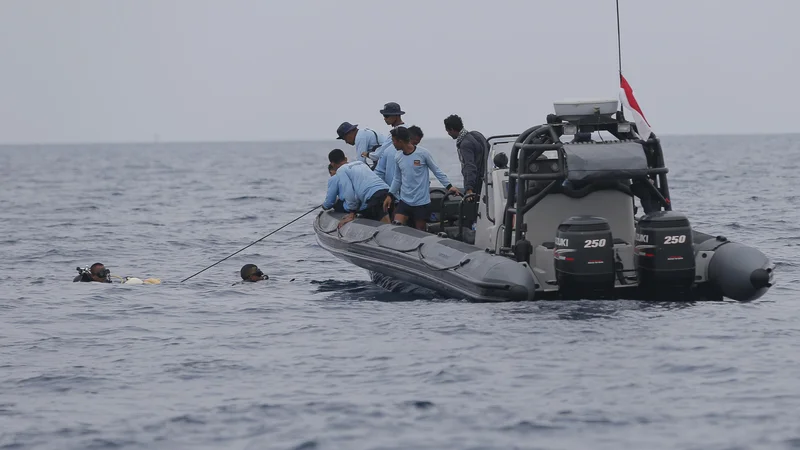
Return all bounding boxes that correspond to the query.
[635,211,696,298]
[554,216,615,299]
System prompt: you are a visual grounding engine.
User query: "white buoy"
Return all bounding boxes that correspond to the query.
[122,277,144,285]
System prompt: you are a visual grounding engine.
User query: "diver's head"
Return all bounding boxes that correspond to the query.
[90,263,111,282]
[240,264,268,282]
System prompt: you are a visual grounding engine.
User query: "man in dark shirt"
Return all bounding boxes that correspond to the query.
[444,114,489,199]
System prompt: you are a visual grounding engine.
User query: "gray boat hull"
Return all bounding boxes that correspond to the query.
[693,231,774,302]
[314,211,539,302]
[314,210,774,302]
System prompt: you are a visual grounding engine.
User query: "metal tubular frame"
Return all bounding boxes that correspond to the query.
[497,120,674,251]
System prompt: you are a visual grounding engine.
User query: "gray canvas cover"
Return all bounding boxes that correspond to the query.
[563,142,649,181]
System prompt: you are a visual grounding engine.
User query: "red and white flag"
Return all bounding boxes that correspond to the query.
[619,74,652,140]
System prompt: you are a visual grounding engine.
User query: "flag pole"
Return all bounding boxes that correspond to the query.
[615,0,626,119]
[616,0,623,76]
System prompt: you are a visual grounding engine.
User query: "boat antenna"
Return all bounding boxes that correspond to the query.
[180,204,321,283]
[615,0,627,121]
[616,0,623,76]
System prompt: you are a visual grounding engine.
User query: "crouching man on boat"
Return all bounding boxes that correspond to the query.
[383,126,460,230]
[328,149,391,228]
[324,163,348,213]
[323,156,359,215]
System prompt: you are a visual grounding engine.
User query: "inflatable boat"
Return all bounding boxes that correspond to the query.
[314,99,774,301]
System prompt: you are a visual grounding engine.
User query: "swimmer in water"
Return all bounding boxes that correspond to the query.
[240,264,269,282]
[73,263,161,284]
[74,263,111,283]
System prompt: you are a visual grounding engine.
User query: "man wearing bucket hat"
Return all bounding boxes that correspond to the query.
[380,101,405,125]
[374,102,409,186]
[335,121,386,166]
[368,102,407,163]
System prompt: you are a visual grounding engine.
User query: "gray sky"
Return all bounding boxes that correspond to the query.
[0,0,797,144]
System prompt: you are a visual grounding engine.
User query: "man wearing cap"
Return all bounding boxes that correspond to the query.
[380,102,406,128]
[335,122,386,166]
[240,264,269,282]
[368,102,406,163]
[374,102,408,186]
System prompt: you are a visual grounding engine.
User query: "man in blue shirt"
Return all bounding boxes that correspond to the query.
[336,121,386,166]
[369,102,407,167]
[374,140,398,187]
[383,127,460,230]
[380,102,406,128]
[322,158,355,213]
[375,124,425,214]
[328,149,391,227]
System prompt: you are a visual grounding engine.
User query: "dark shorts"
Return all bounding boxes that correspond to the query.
[333,199,347,213]
[359,189,389,221]
[395,200,431,222]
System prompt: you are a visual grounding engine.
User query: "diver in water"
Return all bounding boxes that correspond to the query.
[74,263,112,283]
[240,264,269,282]
[73,263,161,284]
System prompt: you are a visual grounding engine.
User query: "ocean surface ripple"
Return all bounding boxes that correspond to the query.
[1,136,799,450]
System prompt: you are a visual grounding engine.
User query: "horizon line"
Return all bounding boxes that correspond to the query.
[0,130,798,147]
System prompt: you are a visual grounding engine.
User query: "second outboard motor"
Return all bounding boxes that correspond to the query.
[554,216,615,299]
[635,211,696,298]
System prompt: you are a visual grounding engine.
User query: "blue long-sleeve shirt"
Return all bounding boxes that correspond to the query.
[354,128,386,164]
[322,173,358,211]
[389,146,451,207]
[337,161,390,211]
[375,144,399,187]
[369,123,406,162]
[368,138,392,163]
